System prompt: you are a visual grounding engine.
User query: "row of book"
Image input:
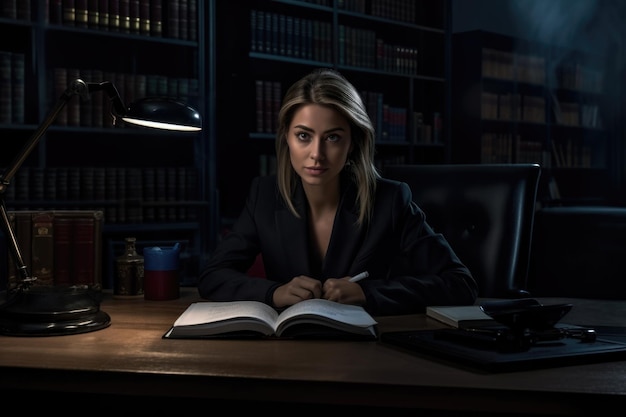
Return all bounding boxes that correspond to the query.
[481,47,605,94]
[4,166,200,224]
[45,0,198,40]
[297,0,425,25]
[254,79,282,135]
[251,10,333,63]
[3,210,103,291]
[0,0,30,20]
[551,139,594,168]
[250,10,418,75]
[50,67,198,128]
[361,90,442,144]
[482,90,602,128]
[338,25,418,75]
[481,91,546,123]
[480,133,552,167]
[482,48,546,85]
[0,50,24,125]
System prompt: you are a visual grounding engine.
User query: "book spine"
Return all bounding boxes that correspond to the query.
[72,216,96,286]
[31,212,55,287]
[53,216,74,286]
[0,51,12,124]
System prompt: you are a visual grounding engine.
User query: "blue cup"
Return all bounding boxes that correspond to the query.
[143,243,180,300]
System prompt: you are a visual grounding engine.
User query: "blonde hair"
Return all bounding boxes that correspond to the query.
[275,68,379,227]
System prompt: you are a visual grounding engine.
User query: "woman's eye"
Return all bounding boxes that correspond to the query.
[296,132,310,141]
[326,134,340,142]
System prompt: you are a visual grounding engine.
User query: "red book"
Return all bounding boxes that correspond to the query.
[53,216,73,286]
[72,216,96,286]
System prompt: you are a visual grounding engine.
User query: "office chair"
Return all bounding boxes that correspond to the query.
[384,163,541,298]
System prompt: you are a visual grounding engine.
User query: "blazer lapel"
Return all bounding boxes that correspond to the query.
[323,180,363,277]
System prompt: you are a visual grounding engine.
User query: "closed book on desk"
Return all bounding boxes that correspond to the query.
[426,305,496,329]
[164,299,378,340]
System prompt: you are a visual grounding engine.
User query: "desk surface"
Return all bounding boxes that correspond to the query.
[1,288,625,415]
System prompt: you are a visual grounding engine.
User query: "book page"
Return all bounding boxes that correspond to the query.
[274,299,377,333]
[173,301,279,328]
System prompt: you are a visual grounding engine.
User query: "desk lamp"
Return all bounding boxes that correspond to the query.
[0,78,202,336]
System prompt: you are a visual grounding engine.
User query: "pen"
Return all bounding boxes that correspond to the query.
[349,271,369,283]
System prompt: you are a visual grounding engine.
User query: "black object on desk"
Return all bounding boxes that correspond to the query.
[381,299,626,372]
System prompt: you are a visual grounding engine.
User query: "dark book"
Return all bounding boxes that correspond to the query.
[177,166,187,221]
[116,167,127,223]
[166,167,178,221]
[166,0,179,39]
[149,0,162,36]
[29,167,45,203]
[11,52,25,124]
[1,0,16,18]
[52,216,73,286]
[75,0,88,27]
[31,212,55,287]
[105,167,118,223]
[164,299,378,340]
[139,0,150,35]
[142,167,156,222]
[178,0,188,40]
[155,167,167,222]
[187,0,197,40]
[0,51,12,124]
[49,0,63,24]
[254,79,263,132]
[109,0,120,31]
[87,0,100,28]
[98,0,109,29]
[119,0,130,33]
[38,212,105,287]
[72,215,98,286]
[62,0,76,26]
[129,0,140,33]
[185,167,198,221]
[125,167,143,223]
[16,0,30,20]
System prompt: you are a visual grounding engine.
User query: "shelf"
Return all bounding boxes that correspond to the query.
[216,0,450,220]
[451,30,621,205]
[0,1,214,289]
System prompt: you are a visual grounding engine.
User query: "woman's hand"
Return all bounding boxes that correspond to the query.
[272,275,323,308]
[322,276,366,306]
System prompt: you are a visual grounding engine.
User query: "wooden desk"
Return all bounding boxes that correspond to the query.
[1,288,625,415]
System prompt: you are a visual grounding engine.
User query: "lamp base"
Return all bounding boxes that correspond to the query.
[0,285,111,336]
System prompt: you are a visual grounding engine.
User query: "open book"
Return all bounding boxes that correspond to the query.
[163,299,378,340]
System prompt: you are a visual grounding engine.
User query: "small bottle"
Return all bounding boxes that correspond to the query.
[114,237,144,298]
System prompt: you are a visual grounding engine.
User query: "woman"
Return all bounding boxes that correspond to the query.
[198,68,478,315]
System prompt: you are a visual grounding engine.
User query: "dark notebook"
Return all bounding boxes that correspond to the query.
[380,326,626,373]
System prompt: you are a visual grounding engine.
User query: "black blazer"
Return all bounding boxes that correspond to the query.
[198,175,478,315]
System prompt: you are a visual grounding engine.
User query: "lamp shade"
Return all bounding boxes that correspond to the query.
[122,97,202,131]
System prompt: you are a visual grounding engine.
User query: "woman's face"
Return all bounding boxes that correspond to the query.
[286,104,352,188]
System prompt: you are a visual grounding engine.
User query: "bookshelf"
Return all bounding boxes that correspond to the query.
[451,30,622,206]
[214,0,451,223]
[0,1,217,289]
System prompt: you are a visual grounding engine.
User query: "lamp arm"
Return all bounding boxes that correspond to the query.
[0,78,126,291]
